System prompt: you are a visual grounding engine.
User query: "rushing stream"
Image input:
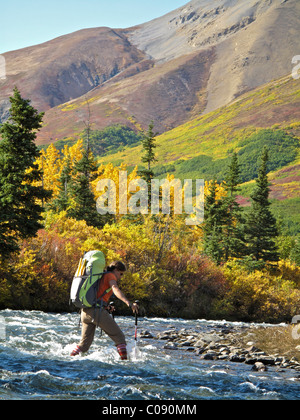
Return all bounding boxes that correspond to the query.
[0,310,299,400]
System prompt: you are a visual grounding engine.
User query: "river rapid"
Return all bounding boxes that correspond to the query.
[0,310,299,400]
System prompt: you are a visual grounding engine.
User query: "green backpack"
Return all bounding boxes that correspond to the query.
[70,250,111,309]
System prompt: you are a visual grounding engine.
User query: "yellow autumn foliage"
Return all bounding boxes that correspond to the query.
[33,144,61,197]
[219,261,300,322]
[32,139,85,200]
[91,162,140,220]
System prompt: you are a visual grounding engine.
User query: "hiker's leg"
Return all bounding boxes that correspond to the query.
[116,343,128,360]
[97,309,128,360]
[71,309,96,355]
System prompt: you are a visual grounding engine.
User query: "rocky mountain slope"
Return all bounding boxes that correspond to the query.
[0,27,147,121]
[128,0,300,112]
[0,0,299,143]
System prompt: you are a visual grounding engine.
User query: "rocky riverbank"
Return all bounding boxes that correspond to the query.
[140,324,300,373]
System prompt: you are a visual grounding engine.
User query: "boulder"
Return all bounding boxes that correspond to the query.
[252,362,268,372]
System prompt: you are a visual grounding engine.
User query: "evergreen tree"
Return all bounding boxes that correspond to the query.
[204,222,224,266]
[244,147,279,262]
[138,122,158,211]
[49,157,72,212]
[290,236,300,266]
[221,153,246,260]
[68,149,104,227]
[202,180,224,264]
[0,87,52,259]
[139,122,158,185]
[203,154,246,264]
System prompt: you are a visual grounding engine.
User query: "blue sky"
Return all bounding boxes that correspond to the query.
[0,0,188,54]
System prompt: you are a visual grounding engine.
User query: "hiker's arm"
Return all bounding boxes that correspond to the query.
[109,280,131,308]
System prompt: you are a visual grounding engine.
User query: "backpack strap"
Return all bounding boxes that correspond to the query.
[95,272,113,307]
[96,287,112,307]
[93,284,113,336]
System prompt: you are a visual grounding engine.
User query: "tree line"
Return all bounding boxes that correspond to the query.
[203,149,279,267]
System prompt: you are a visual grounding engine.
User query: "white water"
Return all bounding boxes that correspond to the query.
[0,310,299,400]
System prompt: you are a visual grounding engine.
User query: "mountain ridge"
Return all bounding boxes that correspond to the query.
[0,0,299,141]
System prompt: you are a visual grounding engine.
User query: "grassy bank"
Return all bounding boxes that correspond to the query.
[238,325,300,362]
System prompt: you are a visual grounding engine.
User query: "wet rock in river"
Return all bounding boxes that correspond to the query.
[252,362,268,372]
[163,342,178,350]
[140,330,154,339]
[153,326,300,373]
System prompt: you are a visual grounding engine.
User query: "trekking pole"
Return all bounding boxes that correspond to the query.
[134,300,140,344]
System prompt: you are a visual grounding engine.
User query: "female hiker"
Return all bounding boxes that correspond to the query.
[70,261,139,360]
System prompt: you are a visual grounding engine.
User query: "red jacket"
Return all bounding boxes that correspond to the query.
[97,272,116,303]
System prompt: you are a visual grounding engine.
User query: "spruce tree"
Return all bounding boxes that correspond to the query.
[68,149,104,227]
[290,236,300,265]
[0,87,52,259]
[222,153,246,260]
[139,122,158,185]
[138,122,158,212]
[203,154,246,264]
[244,147,279,262]
[202,180,224,264]
[49,157,72,212]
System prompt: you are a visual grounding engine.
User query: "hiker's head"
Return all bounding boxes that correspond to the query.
[107,261,126,280]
